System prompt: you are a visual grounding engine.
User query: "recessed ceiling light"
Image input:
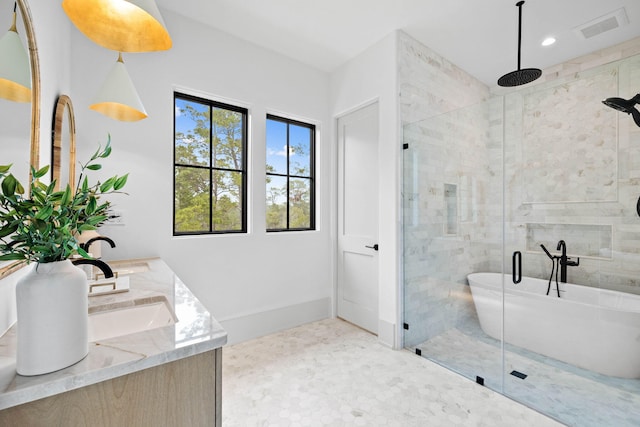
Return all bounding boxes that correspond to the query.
[542,37,556,46]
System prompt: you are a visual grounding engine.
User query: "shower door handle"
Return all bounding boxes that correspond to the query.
[512,251,522,284]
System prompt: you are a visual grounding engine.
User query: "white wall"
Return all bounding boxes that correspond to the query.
[68,10,333,344]
[31,0,71,167]
[329,32,400,348]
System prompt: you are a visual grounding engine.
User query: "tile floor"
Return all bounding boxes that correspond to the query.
[222,318,562,426]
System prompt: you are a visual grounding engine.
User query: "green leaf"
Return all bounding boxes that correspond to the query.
[90,145,101,162]
[100,177,115,193]
[0,164,12,174]
[76,245,91,259]
[82,176,89,192]
[34,205,54,221]
[0,253,25,261]
[33,218,47,232]
[113,174,129,191]
[46,180,56,195]
[87,214,107,225]
[60,184,71,206]
[101,144,112,158]
[2,174,17,196]
[15,180,24,195]
[86,164,102,171]
[77,224,97,232]
[33,165,50,179]
[86,197,97,215]
[0,224,17,238]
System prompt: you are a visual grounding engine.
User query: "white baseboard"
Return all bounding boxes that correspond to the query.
[219,298,331,345]
[377,319,396,348]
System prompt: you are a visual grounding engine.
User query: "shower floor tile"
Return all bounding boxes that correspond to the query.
[416,328,640,427]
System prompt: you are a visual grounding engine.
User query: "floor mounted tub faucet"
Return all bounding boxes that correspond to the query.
[556,240,580,283]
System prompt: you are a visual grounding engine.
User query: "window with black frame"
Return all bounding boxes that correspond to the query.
[174,92,247,235]
[266,114,315,231]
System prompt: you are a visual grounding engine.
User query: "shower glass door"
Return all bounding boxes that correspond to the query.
[402,97,506,390]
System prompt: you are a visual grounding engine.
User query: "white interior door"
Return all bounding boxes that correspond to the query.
[337,102,379,334]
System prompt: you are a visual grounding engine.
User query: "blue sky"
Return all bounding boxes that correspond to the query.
[266,119,311,176]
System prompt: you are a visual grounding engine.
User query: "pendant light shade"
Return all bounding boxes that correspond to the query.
[62,0,171,52]
[0,8,30,103]
[90,53,147,122]
[497,1,542,87]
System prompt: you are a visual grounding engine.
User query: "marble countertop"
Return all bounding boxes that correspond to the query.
[0,257,227,411]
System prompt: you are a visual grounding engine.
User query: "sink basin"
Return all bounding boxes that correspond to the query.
[88,296,177,342]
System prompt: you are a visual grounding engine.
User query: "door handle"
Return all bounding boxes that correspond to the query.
[512,251,522,284]
[365,244,379,251]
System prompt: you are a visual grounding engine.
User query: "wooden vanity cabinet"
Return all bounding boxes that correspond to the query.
[0,349,221,426]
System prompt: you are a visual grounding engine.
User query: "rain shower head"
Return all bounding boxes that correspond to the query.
[497,1,542,87]
[602,94,640,127]
[498,68,542,87]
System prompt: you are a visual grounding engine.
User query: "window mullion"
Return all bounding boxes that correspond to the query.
[209,105,214,233]
[286,123,291,230]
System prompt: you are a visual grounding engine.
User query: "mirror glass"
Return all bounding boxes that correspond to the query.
[0,0,31,188]
[51,95,76,191]
[0,0,39,280]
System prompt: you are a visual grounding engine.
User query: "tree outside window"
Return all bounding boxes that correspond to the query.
[174,93,247,234]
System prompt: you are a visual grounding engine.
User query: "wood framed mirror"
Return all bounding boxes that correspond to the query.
[0,0,40,280]
[51,95,76,191]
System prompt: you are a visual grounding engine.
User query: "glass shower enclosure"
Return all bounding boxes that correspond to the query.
[402,53,640,427]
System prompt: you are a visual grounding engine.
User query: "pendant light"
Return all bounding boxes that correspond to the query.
[0,2,30,102]
[497,1,542,87]
[90,53,148,122]
[62,0,171,52]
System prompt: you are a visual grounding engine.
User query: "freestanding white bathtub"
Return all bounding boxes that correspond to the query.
[467,272,640,379]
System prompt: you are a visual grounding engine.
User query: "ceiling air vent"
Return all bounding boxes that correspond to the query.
[575,7,629,39]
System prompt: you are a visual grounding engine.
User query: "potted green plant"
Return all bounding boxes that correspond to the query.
[0,136,127,375]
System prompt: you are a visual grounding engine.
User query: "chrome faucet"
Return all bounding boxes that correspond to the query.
[556,240,579,283]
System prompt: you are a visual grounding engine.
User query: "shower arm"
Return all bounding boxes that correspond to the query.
[517,0,523,70]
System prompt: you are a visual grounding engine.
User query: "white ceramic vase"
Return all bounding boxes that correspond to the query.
[16,260,88,376]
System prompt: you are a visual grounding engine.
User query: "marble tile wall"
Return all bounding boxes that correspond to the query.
[525,223,612,259]
[398,31,490,127]
[520,68,618,204]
